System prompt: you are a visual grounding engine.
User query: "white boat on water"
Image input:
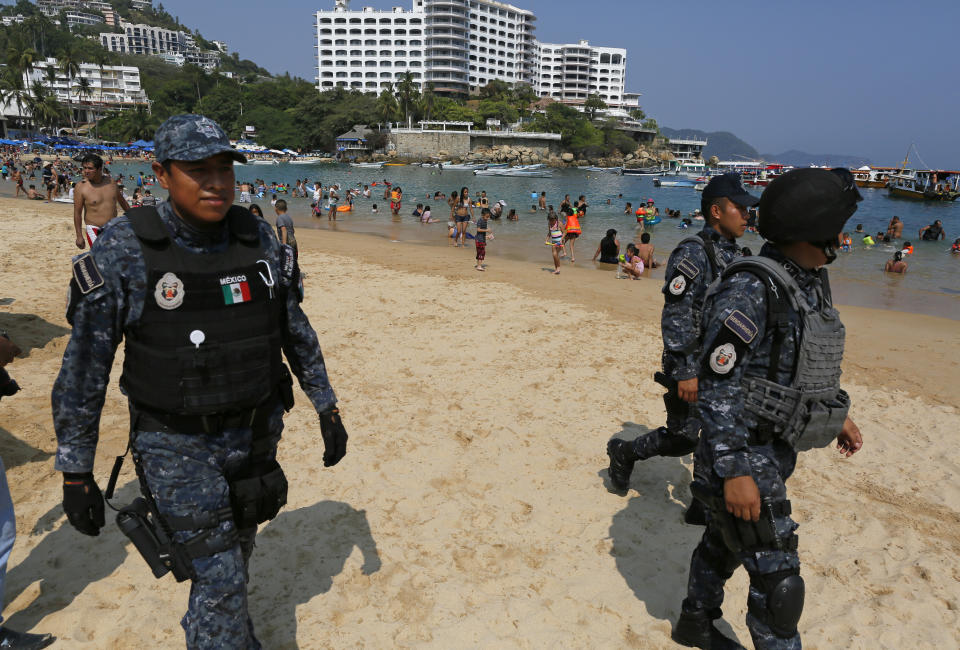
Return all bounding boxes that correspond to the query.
[438,163,488,171]
[579,166,622,173]
[289,157,325,164]
[621,167,667,176]
[654,177,701,188]
[349,161,384,168]
[474,167,553,178]
[249,159,279,165]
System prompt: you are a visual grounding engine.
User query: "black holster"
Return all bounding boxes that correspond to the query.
[690,482,795,554]
[116,497,195,582]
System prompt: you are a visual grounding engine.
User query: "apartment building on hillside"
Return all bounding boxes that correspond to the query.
[315,0,635,107]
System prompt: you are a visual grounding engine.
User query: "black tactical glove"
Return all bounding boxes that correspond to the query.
[319,407,348,467]
[62,472,105,536]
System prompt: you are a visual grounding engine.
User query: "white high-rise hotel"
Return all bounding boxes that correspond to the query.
[315,0,634,107]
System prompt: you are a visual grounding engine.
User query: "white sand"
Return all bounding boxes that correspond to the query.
[0,198,957,648]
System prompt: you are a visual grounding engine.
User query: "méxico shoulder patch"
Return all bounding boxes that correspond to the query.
[72,253,104,294]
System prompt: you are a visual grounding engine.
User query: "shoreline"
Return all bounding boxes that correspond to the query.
[294,225,959,406]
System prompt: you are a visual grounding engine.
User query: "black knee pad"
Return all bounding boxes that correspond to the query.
[751,569,804,638]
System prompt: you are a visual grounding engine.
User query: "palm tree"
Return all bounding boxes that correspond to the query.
[395,71,418,125]
[8,47,38,77]
[75,76,93,132]
[420,82,436,121]
[376,84,399,125]
[26,81,66,133]
[58,48,81,135]
[119,105,159,141]
[91,49,109,140]
[0,69,30,133]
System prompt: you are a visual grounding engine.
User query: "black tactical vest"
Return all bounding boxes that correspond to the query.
[120,206,285,416]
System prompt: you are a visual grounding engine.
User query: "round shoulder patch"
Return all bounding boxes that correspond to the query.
[669,274,687,295]
[709,343,737,374]
[154,272,185,310]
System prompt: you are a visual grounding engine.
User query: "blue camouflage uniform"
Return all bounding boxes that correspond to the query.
[681,242,831,649]
[630,225,741,460]
[52,200,336,649]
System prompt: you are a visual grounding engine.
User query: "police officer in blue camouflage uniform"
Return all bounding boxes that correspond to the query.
[670,168,864,649]
[608,175,758,521]
[51,114,349,649]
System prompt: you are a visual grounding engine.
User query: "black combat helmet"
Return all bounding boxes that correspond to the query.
[758,168,862,243]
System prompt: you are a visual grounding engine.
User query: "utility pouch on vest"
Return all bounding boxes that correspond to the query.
[788,389,850,452]
[228,460,288,529]
[116,497,195,582]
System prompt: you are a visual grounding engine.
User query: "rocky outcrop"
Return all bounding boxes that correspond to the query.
[353,140,671,168]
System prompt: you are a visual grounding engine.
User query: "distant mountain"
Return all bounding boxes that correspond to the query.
[660,127,759,162]
[661,127,872,168]
[760,150,872,168]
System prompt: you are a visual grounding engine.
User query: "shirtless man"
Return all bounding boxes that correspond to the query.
[634,231,659,269]
[12,168,24,197]
[238,180,252,203]
[73,153,130,249]
[886,215,904,239]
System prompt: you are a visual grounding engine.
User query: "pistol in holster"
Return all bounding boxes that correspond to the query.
[690,481,786,554]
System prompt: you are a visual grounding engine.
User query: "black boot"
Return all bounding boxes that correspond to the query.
[683,498,708,526]
[0,627,55,650]
[606,438,637,492]
[671,608,743,649]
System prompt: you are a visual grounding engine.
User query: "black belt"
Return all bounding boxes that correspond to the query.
[134,407,258,435]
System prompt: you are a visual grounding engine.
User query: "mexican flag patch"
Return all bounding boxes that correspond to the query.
[222,281,251,305]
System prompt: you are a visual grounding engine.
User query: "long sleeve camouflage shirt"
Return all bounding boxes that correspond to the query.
[660,225,741,381]
[52,201,337,473]
[696,243,831,478]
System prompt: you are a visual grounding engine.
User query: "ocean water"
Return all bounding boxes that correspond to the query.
[105,161,960,319]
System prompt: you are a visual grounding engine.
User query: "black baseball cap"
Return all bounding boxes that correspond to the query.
[702,173,760,207]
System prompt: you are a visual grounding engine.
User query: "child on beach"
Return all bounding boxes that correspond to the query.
[447,216,456,244]
[474,211,489,271]
[328,191,339,221]
[274,199,297,260]
[620,243,645,279]
[372,203,378,213]
[547,212,564,274]
[420,205,434,223]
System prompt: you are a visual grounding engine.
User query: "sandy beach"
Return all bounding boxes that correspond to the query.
[1,196,958,648]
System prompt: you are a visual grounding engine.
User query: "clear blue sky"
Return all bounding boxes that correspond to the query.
[15,0,960,166]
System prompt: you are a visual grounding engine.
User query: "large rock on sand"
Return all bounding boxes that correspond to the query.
[561,152,575,162]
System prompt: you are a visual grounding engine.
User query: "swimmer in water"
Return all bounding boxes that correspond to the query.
[884,250,908,274]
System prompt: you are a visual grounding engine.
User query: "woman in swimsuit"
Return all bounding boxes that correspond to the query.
[454,186,473,247]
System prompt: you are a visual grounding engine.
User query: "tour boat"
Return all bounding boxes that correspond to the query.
[886,169,960,201]
[851,166,898,189]
[349,161,385,168]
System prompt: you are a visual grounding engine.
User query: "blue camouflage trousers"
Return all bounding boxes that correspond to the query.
[632,388,701,460]
[684,442,801,650]
[132,402,284,650]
